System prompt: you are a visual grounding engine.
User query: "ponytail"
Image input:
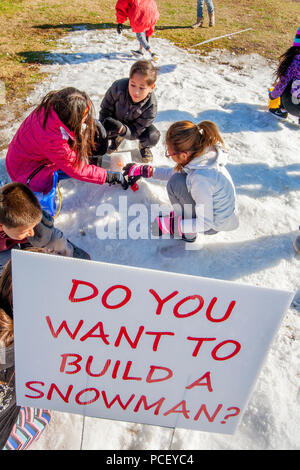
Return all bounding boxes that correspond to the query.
[166,120,225,171]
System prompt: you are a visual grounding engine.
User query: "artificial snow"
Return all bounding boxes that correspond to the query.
[0,29,299,450]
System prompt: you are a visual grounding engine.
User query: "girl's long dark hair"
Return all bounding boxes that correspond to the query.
[36,87,96,167]
[276,46,300,81]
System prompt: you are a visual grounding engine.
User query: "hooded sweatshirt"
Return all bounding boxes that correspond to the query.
[115,0,159,36]
[153,145,239,233]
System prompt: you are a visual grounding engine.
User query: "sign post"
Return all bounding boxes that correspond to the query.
[12,250,293,435]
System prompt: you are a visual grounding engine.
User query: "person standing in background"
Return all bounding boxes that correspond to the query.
[192,0,215,28]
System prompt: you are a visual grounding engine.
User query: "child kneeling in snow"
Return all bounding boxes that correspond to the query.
[99,60,160,163]
[123,120,239,243]
[5,87,125,197]
[268,26,300,124]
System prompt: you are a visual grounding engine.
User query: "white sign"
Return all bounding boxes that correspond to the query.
[12,250,293,435]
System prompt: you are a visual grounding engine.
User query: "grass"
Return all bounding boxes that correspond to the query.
[0,0,298,107]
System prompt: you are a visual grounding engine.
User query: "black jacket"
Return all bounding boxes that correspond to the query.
[99,78,158,140]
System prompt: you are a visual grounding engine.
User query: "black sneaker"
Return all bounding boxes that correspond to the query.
[269,107,288,120]
[150,52,158,62]
[131,49,143,57]
[139,146,153,162]
[182,233,197,243]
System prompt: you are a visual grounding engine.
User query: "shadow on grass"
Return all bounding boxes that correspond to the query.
[16,50,53,64]
[17,50,135,65]
[32,22,193,31]
[16,51,178,75]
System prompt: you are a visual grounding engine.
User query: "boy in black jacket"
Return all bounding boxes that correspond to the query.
[99,60,160,162]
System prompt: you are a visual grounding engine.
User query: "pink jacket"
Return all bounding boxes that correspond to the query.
[115,0,159,36]
[6,107,107,193]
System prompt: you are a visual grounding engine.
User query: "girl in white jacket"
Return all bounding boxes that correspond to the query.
[123,120,239,243]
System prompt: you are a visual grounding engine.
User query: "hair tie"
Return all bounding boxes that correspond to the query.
[196,124,204,135]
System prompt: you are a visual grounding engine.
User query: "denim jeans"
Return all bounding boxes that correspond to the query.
[197,0,214,17]
[136,32,150,51]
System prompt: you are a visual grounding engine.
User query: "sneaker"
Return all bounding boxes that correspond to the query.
[107,136,124,154]
[131,49,144,57]
[139,146,153,162]
[68,241,91,260]
[269,107,288,120]
[192,17,204,28]
[182,233,197,243]
[150,52,158,62]
[293,236,300,255]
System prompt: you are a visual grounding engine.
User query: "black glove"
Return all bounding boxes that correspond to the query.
[103,117,125,137]
[117,23,123,34]
[95,119,107,139]
[91,120,108,156]
[105,170,127,188]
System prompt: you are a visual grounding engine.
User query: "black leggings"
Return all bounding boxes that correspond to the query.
[281,81,300,117]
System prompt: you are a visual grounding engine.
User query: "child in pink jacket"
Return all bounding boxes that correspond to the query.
[116,0,159,60]
[6,87,125,194]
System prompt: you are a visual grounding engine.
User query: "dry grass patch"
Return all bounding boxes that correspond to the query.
[0,0,298,107]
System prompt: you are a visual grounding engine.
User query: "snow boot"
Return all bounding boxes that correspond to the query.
[208,12,215,27]
[139,145,153,163]
[192,17,204,28]
[150,52,158,62]
[68,241,91,260]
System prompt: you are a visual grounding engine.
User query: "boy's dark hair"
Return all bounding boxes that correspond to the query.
[129,60,157,86]
[0,183,42,228]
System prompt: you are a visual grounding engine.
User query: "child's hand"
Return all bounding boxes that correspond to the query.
[268,88,274,100]
[122,163,153,179]
[103,117,125,137]
[95,119,107,139]
[105,170,127,188]
[91,120,108,156]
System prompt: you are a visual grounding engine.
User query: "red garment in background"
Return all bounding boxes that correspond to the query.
[115,0,159,37]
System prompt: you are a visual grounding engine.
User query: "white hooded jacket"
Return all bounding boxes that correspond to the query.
[153,145,239,233]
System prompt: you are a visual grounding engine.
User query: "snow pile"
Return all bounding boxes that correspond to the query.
[1,29,299,450]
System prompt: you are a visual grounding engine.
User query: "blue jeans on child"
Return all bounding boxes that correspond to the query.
[197,0,214,17]
[136,32,150,51]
